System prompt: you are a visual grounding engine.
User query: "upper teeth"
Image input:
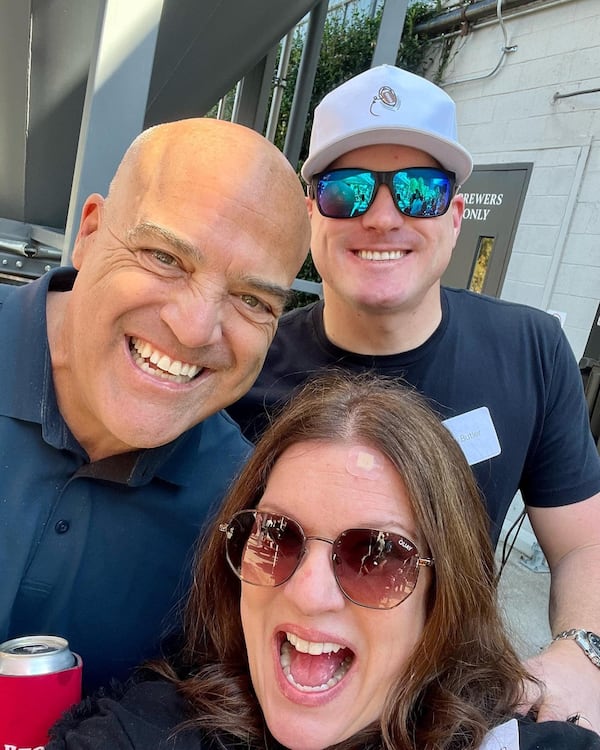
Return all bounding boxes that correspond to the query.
[286,632,343,655]
[131,337,200,382]
[356,249,406,260]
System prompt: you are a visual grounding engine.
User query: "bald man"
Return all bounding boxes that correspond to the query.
[0,119,310,692]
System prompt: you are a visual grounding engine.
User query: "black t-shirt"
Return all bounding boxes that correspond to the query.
[228,289,600,544]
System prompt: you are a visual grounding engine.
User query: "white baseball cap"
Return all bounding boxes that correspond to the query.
[301,64,473,186]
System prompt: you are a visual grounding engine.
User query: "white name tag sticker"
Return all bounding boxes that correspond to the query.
[443,407,501,466]
[479,718,520,749]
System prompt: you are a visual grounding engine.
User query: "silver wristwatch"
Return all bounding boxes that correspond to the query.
[553,629,600,668]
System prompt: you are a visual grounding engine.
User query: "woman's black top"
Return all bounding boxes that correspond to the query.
[47,678,600,750]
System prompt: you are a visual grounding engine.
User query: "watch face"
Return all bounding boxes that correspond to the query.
[588,632,600,655]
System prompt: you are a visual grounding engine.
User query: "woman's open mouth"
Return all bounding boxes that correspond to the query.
[279,631,354,693]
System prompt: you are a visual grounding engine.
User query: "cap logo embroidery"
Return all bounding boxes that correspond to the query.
[370,85,400,116]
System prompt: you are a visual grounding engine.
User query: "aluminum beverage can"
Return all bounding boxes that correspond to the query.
[0,635,82,750]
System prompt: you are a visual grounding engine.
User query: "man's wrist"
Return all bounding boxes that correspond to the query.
[553,629,600,668]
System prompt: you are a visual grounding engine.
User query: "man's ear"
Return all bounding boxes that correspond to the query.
[305,194,314,219]
[71,194,104,269]
[451,192,465,241]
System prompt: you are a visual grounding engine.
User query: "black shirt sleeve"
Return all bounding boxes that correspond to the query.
[518,718,600,749]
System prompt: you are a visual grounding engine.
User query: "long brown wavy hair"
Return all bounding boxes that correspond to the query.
[156,371,533,749]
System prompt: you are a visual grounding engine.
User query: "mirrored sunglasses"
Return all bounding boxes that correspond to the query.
[310,166,456,220]
[219,509,433,610]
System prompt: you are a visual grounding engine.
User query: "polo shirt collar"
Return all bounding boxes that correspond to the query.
[72,428,202,487]
[0,268,67,426]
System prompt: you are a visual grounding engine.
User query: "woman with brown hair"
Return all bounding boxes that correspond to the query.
[49,372,599,749]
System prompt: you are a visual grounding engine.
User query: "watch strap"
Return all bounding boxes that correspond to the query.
[553,628,600,668]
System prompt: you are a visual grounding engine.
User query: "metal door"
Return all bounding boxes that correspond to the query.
[443,163,532,297]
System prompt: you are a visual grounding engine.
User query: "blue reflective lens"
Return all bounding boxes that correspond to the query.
[313,167,455,219]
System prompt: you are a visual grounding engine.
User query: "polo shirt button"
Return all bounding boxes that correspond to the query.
[55,519,70,534]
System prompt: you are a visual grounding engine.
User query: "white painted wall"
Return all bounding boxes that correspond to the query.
[436,0,599,360]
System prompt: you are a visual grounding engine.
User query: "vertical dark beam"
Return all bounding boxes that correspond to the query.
[234,46,279,133]
[283,0,328,170]
[371,0,409,67]
[0,0,33,222]
[26,0,102,230]
[0,0,102,228]
[0,0,101,229]
[266,29,296,142]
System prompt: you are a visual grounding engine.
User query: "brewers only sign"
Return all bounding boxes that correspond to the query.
[462,191,504,221]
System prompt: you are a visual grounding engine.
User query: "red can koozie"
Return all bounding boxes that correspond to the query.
[0,635,82,749]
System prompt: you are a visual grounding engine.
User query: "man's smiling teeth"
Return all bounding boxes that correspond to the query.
[130,337,201,383]
[356,249,406,261]
[280,632,352,693]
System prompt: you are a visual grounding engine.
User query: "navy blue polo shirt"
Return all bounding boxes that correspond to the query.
[0,268,253,692]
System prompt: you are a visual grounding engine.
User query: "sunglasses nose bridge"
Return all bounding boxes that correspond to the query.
[299,534,353,580]
[305,534,334,546]
[302,535,357,604]
[301,535,335,568]
[282,535,348,612]
[363,179,406,224]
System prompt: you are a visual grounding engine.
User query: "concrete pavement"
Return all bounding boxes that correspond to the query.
[496,542,552,660]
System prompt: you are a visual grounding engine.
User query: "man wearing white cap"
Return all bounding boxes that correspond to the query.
[227,65,600,730]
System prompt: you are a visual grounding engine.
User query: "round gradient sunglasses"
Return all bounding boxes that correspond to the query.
[219,509,434,610]
[309,166,456,220]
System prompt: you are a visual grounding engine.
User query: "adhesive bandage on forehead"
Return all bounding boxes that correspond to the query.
[345,445,385,480]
